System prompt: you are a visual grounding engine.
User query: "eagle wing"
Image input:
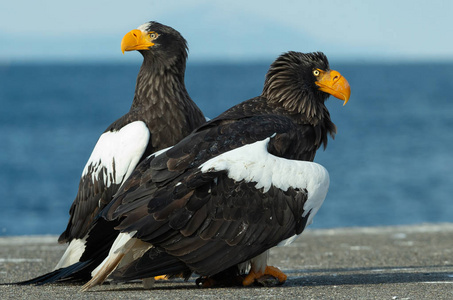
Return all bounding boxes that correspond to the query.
[58,121,150,244]
[99,115,328,277]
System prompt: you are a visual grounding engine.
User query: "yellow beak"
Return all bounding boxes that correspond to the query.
[315,70,351,105]
[121,29,154,54]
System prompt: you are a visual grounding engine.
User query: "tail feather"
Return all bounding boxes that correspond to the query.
[81,231,138,291]
[15,218,120,286]
[81,253,125,291]
[14,261,92,285]
[81,233,192,291]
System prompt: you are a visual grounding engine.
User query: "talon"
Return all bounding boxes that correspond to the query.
[265,266,287,283]
[242,266,287,286]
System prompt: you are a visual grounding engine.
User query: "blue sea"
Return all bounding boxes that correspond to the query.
[1,61,452,236]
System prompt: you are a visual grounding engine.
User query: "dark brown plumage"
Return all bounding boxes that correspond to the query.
[58,22,204,244]
[16,21,205,285]
[79,51,350,290]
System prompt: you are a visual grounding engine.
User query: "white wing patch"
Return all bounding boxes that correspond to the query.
[82,121,150,189]
[199,137,330,226]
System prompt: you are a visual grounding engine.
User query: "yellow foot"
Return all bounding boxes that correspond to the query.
[154,275,168,281]
[242,266,287,286]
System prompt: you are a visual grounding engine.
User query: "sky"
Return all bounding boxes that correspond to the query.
[1,0,452,63]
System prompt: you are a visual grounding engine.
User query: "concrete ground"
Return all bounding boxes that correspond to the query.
[1,223,452,299]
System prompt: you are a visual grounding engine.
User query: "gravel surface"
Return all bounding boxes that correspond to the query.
[1,223,452,299]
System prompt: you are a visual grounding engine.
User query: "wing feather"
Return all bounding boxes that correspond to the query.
[59,121,150,243]
[98,114,329,278]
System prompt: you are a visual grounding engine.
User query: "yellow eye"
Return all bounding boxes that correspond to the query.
[149,32,158,39]
[313,69,320,76]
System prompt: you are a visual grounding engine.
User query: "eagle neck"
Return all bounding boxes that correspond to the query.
[128,58,204,151]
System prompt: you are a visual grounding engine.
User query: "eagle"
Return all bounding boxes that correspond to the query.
[77,51,351,290]
[53,21,205,271]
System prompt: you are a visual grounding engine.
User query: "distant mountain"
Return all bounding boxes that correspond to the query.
[0,14,391,63]
[0,33,125,63]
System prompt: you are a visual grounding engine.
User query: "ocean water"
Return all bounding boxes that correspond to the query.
[0,61,452,236]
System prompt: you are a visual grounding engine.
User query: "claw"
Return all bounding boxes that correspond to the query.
[242,266,287,286]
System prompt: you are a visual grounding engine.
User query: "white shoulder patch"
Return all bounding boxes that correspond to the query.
[82,121,150,188]
[199,137,330,226]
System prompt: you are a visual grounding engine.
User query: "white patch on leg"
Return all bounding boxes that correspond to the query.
[250,251,269,274]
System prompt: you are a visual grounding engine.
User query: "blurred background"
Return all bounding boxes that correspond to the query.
[1,0,452,236]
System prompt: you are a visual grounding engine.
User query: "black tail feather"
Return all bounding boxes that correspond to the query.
[14,218,120,286]
[14,260,92,285]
